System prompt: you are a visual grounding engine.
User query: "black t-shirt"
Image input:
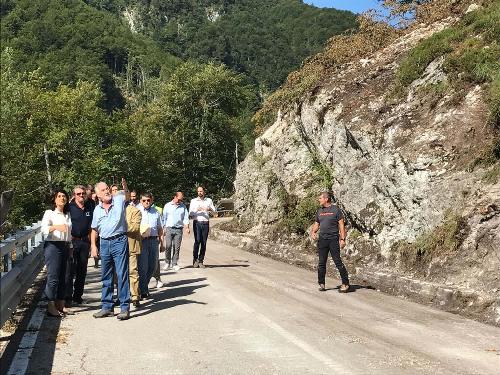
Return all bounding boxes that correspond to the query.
[315,204,344,239]
[69,200,94,238]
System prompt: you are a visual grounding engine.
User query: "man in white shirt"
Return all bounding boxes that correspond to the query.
[189,186,216,268]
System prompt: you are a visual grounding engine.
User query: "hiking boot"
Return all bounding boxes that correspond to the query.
[318,284,326,292]
[93,309,114,318]
[339,284,350,293]
[117,310,130,320]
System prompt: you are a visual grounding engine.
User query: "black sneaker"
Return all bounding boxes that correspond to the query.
[117,310,130,320]
[132,300,140,308]
[72,297,84,305]
[140,293,150,300]
[318,284,326,292]
[113,299,121,307]
[93,309,114,318]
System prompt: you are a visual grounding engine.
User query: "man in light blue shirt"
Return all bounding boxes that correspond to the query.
[90,179,130,320]
[137,192,163,298]
[162,192,190,271]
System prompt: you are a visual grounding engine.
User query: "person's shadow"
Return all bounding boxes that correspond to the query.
[323,284,375,293]
[131,279,208,318]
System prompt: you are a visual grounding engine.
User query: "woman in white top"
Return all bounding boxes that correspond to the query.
[41,189,72,317]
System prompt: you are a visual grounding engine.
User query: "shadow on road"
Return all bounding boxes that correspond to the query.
[1,275,63,375]
[166,277,207,288]
[131,282,208,318]
[328,284,376,293]
[204,264,250,269]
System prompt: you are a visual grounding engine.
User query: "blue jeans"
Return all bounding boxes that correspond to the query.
[100,234,130,311]
[139,237,159,295]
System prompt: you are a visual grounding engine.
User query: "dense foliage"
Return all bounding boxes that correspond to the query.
[85,0,357,92]
[0,48,251,230]
[0,0,357,230]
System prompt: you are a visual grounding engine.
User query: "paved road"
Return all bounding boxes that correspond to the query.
[5,232,500,375]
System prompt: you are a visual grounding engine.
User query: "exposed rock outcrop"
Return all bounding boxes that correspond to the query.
[226,15,500,325]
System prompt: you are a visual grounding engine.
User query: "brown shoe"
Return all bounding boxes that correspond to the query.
[339,284,350,293]
[318,284,326,292]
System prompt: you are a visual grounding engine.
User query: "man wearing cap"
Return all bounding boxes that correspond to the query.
[91,178,131,320]
[137,192,163,298]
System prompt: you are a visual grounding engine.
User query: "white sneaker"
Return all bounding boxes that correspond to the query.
[172,265,181,271]
[156,280,164,288]
[163,263,170,271]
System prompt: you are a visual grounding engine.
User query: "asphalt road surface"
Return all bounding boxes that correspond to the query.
[4,231,500,375]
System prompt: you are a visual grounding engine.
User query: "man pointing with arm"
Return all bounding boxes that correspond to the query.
[91,178,131,320]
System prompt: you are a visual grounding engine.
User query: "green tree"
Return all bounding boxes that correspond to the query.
[129,61,253,198]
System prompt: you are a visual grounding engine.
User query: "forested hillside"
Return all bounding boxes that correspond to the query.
[0,0,356,231]
[85,0,357,92]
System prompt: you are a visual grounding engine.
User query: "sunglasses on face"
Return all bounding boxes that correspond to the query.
[75,192,85,196]
[142,199,151,202]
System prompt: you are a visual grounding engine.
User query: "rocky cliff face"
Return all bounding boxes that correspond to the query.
[226,15,500,325]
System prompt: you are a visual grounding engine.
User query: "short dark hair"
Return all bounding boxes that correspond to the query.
[173,191,184,198]
[110,184,118,190]
[319,191,332,203]
[141,192,153,199]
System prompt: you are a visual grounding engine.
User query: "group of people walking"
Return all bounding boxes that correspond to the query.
[40,179,216,320]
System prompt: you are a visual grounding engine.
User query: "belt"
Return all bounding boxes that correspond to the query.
[101,233,126,241]
[168,226,184,230]
[194,221,209,225]
[144,236,158,240]
[72,236,89,241]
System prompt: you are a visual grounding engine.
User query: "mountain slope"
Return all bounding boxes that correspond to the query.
[87,0,357,92]
[222,0,500,325]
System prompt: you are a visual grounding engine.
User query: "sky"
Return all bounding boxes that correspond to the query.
[303,0,386,14]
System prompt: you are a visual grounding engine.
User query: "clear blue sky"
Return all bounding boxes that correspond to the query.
[303,0,385,14]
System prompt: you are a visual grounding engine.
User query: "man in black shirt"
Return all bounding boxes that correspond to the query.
[310,192,349,293]
[66,185,94,305]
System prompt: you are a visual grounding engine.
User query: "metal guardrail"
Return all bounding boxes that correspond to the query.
[1,222,44,327]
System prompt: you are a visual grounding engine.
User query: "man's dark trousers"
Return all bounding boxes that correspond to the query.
[193,220,209,263]
[65,239,90,302]
[72,239,90,301]
[317,236,349,285]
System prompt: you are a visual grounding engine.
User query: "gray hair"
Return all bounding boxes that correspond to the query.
[73,185,87,195]
[94,181,107,191]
